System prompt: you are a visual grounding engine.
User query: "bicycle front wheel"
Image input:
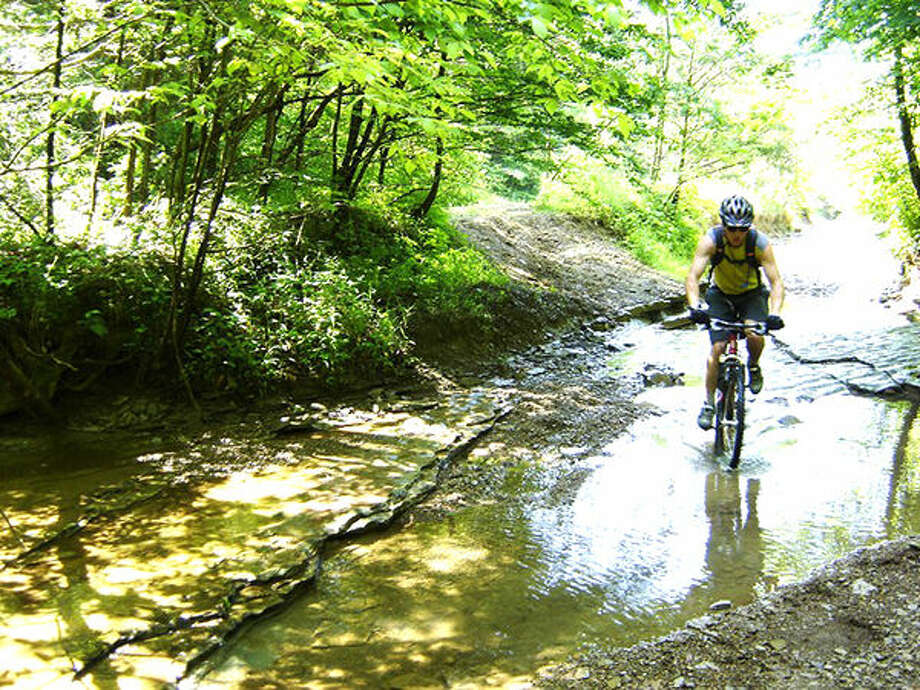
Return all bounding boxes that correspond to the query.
[715,364,745,468]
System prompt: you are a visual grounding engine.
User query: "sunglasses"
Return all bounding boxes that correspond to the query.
[725,226,748,233]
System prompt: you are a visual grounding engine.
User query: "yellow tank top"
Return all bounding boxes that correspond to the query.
[708,227,767,295]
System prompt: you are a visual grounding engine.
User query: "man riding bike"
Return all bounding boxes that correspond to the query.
[685,194,786,430]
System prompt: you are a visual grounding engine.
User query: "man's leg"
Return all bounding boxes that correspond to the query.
[699,340,725,430]
[706,341,726,401]
[745,332,764,365]
[743,289,770,394]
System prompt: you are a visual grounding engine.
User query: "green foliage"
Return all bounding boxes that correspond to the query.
[811,0,920,55]
[189,256,409,388]
[0,235,172,366]
[482,152,544,201]
[861,147,920,251]
[0,226,409,393]
[810,0,920,255]
[307,203,509,326]
[180,202,510,389]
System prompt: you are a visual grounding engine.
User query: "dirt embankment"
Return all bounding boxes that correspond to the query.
[411,203,685,366]
[452,203,684,320]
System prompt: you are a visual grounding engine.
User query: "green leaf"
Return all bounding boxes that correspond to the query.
[604,6,625,28]
[615,112,635,137]
[82,310,108,338]
[531,16,549,38]
[706,0,727,17]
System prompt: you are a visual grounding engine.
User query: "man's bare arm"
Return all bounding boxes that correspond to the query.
[760,244,785,314]
[685,234,715,308]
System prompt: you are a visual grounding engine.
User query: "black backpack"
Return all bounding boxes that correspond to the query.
[708,226,761,287]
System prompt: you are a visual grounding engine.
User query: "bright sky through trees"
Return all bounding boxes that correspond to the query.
[740,0,886,211]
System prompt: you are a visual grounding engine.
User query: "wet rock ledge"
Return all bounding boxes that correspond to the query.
[537,537,920,689]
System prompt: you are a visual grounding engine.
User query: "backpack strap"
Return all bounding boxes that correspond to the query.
[745,229,759,270]
[746,229,762,287]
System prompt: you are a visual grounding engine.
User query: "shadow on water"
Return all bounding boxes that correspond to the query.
[0,395,509,687]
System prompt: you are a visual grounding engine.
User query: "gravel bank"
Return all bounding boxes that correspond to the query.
[537,538,920,689]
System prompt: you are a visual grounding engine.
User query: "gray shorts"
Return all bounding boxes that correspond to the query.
[706,285,769,344]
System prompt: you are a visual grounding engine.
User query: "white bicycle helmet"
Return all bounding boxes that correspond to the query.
[719,195,754,227]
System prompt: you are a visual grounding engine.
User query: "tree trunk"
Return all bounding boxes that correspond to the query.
[651,12,671,183]
[330,87,342,197]
[124,139,137,217]
[169,121,192,218]
[258,85,285,204]
[89,112,109,223]
[179,131,239,347]
[378,145,390,185]
[669,42,695,206]
[894,47,920,204]
[45,4,65,236]
[412,137,444,219]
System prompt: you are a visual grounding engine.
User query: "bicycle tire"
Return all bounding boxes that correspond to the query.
[726,364,745,468]
[714,363,745,467]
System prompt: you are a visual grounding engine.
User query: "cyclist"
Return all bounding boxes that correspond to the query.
[685,194,785,430]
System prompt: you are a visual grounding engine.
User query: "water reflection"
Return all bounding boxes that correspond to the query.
[682,473,766,614]
[886,401,920,534]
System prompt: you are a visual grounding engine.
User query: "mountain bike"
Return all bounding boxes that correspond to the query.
[708,318,769,469]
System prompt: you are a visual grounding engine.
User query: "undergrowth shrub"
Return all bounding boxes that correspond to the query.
[0,235,171,368]
[1,197,511,401]
[190,256,408,388]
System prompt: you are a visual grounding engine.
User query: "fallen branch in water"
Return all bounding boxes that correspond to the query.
[0,506,25,549]
[4,484,171,569]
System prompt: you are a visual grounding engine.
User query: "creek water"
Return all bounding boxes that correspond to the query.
[1,216,919,689]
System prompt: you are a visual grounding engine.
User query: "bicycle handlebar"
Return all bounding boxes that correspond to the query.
[706,318,769,335]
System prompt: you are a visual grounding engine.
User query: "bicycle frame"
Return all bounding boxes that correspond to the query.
[709,319,768,468]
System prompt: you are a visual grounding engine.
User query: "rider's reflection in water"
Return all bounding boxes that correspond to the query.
[682,472,769,615]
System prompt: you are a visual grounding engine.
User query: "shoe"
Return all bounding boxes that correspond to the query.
[697,402,715,430]
[748,364,763,394]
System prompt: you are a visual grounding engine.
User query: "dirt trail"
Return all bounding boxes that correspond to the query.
[452,202,683,320]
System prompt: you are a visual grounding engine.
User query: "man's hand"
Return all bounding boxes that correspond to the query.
[766,314,785,331]
[689,307,710,325]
